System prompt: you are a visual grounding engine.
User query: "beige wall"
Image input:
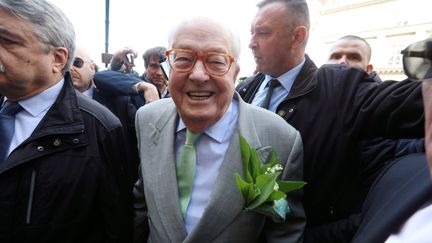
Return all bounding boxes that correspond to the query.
[307,0,432,81]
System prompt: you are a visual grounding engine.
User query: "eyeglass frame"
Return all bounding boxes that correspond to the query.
[165,49,236,76]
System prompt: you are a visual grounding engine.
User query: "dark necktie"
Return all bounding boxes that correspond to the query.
[176,129,202,218]
[0,101,23,161]
[261,79,280,109]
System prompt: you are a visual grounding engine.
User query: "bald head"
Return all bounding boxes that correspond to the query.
[70,46,96,93]
[327,35,373,73]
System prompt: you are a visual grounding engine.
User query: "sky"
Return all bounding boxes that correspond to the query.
[51,0,267,77]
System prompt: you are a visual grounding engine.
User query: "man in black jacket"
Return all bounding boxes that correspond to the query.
[0,0,131,242]
[71,46,150,184]
[237,0,424,242]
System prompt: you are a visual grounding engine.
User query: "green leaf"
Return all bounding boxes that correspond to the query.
[266,190,286,202]
[247,184,261,205]
[246,173,279,210]
[267,150,279,164]
[277,181,307,193]
[239,136,253,183]
[249,149,262,182]
[234,173,251,201]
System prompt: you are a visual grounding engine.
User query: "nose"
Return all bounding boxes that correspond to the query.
[189,60,209,83]
[249,35,257,50]
[337,56,348,65]
[156,66,164,75]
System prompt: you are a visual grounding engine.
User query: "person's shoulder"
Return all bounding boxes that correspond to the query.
[236,73,264,90]
[135,98,176,121]
[240,98,299,136]
[76,91,122,130]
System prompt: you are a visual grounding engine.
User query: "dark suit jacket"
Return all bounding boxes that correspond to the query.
[92,89,139,182]
[352,153,432,243]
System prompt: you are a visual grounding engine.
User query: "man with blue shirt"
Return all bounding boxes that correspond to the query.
[237,0,424,242]
[133,17,305,242]
[0,0,131,242]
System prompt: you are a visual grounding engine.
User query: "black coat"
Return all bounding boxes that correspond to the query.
[0,75,132,243]
[237,55,424,242]
[352,153,432,243]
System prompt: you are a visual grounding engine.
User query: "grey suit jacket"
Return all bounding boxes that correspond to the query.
[133,92,305,243]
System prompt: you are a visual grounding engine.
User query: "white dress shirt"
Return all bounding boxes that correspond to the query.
[175,99,239,234]
[385,203,432,242]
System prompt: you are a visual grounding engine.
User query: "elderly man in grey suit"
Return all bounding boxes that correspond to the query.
[133,16,305,243]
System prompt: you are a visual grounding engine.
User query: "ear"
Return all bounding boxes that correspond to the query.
[291,26,308,49]
[366,64,374,73]
[232,63,240,84]
[51,47,68,74]
[90,62,96,76]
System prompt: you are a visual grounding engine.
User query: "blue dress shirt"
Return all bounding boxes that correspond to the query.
[251,58,306,112]
[175,98,239,234]
[4,79,64,156]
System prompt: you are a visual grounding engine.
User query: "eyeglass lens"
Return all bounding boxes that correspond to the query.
[168,50,231,75]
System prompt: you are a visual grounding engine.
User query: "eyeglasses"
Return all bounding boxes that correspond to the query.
[401,38,432,80]
[166,49,236,76]
[73,57,89,68]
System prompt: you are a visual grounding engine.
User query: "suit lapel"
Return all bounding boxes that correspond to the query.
[186,94,265,242]
[144,101,187,241]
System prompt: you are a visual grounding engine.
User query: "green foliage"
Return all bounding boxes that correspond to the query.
[234,135,306,222]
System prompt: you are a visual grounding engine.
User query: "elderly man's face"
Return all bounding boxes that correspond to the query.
[168,19,239,132]
[0,8,65,100]
[422,79,432,175]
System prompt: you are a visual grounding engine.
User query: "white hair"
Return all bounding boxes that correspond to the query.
[168,17,241,60]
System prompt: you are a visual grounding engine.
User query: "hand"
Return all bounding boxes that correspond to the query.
[111,47,138,72]
[135,82,160,104]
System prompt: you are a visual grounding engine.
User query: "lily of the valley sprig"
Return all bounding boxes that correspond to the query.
[234,136,306,223]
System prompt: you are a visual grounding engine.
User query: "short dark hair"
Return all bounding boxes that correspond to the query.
[257,0,310,29]
[338,35,372,62]
[142,46,167,69]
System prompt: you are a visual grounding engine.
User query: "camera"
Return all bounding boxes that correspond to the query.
[126,53,134,65]
[159,56,169,80]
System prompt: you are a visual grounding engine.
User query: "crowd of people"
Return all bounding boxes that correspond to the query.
[0,0,431,242]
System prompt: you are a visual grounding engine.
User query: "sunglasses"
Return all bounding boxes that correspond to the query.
[73,57,87,68]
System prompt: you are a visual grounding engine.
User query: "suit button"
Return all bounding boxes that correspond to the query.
[37,146,44,152]
[53,138,61,146]
[72,138,79,144]
[288,108,294,113]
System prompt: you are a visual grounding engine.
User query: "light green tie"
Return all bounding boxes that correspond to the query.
[177,129,202,218]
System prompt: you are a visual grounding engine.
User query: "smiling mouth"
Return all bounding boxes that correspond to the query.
[187,91,213,100]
